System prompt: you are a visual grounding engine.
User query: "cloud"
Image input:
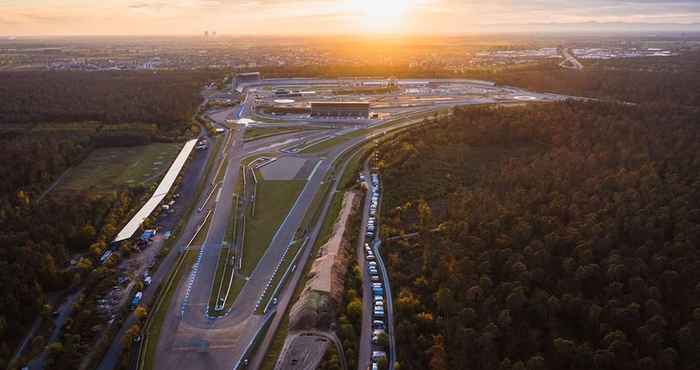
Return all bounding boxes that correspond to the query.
[1,0,700,35]
[128,0,222,12]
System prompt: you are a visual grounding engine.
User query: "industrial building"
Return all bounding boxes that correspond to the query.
[274,89,302,97]
[235,72,262,88]
[310,102,370,118]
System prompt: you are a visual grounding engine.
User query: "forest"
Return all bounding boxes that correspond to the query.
[378,101,700,370]
[0,71,213,368]
[257,51,700,109]
[490,55,700,108]
[0,71,217,126]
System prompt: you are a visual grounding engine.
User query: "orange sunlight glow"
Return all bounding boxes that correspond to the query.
[352,0,412,33]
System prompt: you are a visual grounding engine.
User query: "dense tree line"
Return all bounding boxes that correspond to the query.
[490,54,700,108]
[0,71,216,127]
[258,52,700,109]
[0,183,147,367]
[378,101,700,370]
[0,70,214,366]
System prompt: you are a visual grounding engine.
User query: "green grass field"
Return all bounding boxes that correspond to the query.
[260,315,289,370]
[242,180,306,275]
[300,129,369,154]
[243,127,306,142]
[256,239,303,314]
[208,245,233,314]
[208,193,239,316]
[215,157,230,184]
[209,179,305,315]
[338,144,374,190]
[258,189,342,370]
[57,142,183,192]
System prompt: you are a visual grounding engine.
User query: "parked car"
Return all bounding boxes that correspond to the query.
[373,320,385,330]
[372,351,387,361]
[373,308,385,318]
[130,292,143,309]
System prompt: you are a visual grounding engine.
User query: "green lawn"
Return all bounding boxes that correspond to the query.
[210,162,305,316]
[315,189,345,248]
[260,316,289,370]
[208,193,239,316]
[208,246,232,315]
[243,127,306,142]
[215,157,230,184]
[242,180,306,275]
[57,142,183,192]
[338,144,374,190]
[258,189,341,370]
[300,129,369,154]
[256,239,303,314]
[297,179,331,238]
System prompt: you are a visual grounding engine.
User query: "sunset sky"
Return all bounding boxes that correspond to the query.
[1,0,700,36]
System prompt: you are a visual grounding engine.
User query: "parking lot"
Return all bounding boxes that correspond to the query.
[357,170,393,370]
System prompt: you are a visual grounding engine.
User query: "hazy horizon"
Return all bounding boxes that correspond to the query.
[2,0,700,36]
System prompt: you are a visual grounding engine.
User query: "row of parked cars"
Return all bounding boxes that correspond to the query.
[365,173,388,370]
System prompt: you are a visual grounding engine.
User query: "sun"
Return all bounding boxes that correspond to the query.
[351,0,412,32]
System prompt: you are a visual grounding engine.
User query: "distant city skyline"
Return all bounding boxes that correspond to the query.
[1,0,700,36]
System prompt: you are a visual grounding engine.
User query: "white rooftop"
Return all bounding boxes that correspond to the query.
[113,139,197,243]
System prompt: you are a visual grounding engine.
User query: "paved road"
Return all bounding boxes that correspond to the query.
[368,237,396,369]
[356,166,396,370]
[25,291,82,370]
[152,110,348,370]
[248,130,372,370]
[274,331,347,370]
[357,165,373,370]
[94,130,218,370]
[143,79,570,370]
[560,47,584,70]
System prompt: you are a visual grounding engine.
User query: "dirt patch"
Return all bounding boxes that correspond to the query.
[308,192,356,298]
[288,191,359,332]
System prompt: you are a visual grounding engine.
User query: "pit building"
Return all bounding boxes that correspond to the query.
[310,102,370,118]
